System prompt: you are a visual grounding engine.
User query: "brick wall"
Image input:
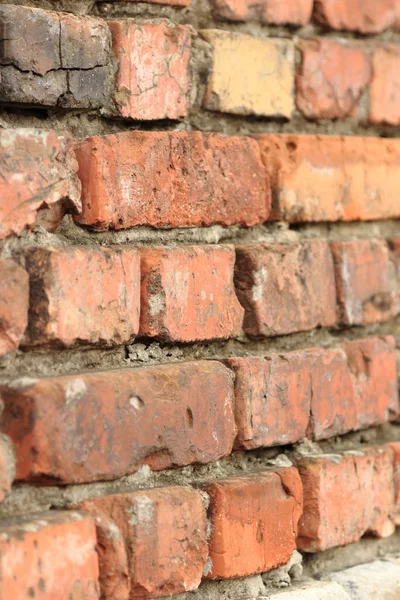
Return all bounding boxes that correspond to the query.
[1,1,400,599]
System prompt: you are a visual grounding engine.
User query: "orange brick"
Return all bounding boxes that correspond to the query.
[80,487,207,599]
[388,442,400,525]
[210,0,313,25]
[296,447,395,552]
[23,246,140,348]
[369,45,400,125]
[296,39,371,119]
[256,134,400,222]
[314,0,400,33]
[0,259,29,356]
[74,131,269,229]
[0,434,15,503]
[0,361,235,484]
[331,240,397,325]
[0,129,81,239]
[108,20,191,120]
[0,511,100,600]
[140,245,244,342]
[204,468,303,578]
[234,241,336,337]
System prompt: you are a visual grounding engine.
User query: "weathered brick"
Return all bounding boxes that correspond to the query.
[314,0,400,33]
[256,134,400,222]
[0,434,15,503]
[108,20,191,120]
[23,246,140,348]
[140,245,244,341]
[296,447,395,552]
[388,442,400,525]
[0,129,81,238]
[0,511,100,600]
[296,39,371,120]
[202,30,294,118]
[0,361,235,484]
[204,468,303,579]
[331,240,397,325]
[210,0,313,25]
[80,486,207,599]
[234,241,336,337]
[74,131,269,229]
[0,5,111,108]
[369,45,400,126]
[0,259,29,356]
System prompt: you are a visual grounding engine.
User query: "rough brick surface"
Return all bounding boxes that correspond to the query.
[80,487,207,599]
[108,20,191,120]
[0,5,111,108]
[202,31,294,118]
[140,245,244,341]
[331,240,397,325]
[296,39,371,119]
[204,469,303,578]
[0,434,15,503]
[388,442,400,526]
[24,246,140,348]
[0,361,235,483]
[0,129,81,238]
[296,447,396,552]
[210,0,313,25]
[234,241,336,337]
[74,131,269,229]
[0,511,100,599]
[256,134,400,222]
[369,45,400,126]
[0,259,29,356]
[314,0,400,33]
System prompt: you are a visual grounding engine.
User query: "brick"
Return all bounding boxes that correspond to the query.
[256,134,400,222]
[234,240,336,337]
[201,30,294,118]
[314,0,400,33]
[0,511,100,600]
[203,468,303,579]
[0,259,29,356]
[0,434,15,503]
[369,45,400,126]
[388,442,400,525]
[0,361,235,484]
[0,128,81,238]
[296,39,371,120]
[108,20,191,120]
[74,131,269,229]
[296,447,395,552]
[80,486,207,599]
[140,245,244,342]
[210,0,313,25]
[0,5,111,108]
[23,246,140,348]
[331,240,397,325]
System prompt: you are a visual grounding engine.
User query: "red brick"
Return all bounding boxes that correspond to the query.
[203,468,303,579]
[140,245,244,342]
[0,129,81,239]
[0,511,100,600]
[0,259,29,356]
[234,240,336,337]
[0,434,15,503]
[330,240,397,325]
[210,0,313,26]
[296,39,371,119]
[256,134,400,222]
[296,446,395,552]
[108,20,191,120]
[388,442,400,525]
[80,486,207,599]
[314,0,400,33]
[23,246,140,348]
[369,45,400,126]
[0,361,235,484]
[74,131,269,229]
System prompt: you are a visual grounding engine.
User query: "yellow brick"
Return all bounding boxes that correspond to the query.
[201,30,294,118]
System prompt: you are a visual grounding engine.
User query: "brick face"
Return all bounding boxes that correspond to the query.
[0,259,29,356]
[314,0,400,33]
[369,45,400,125]
[74,131,269,229]
[0,361,235,483]
[210,0,313,25]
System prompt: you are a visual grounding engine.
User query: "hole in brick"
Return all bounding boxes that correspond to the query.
[130,396,145,410]
[286,141,297,152]
[185,407,194,430]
